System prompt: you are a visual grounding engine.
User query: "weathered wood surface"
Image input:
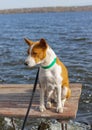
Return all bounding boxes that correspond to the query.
[0,83,82,121]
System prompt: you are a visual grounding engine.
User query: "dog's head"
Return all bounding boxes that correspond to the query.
[24,38,48,67]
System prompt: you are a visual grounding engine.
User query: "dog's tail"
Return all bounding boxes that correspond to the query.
[62,87,71,99]
[66,88,71,98]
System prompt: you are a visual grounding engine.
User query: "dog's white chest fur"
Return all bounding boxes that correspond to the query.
[39,64,62,89]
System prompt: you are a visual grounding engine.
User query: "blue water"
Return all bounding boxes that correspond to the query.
[0,12,92,128]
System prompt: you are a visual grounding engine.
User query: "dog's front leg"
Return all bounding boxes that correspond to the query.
[46,89,53,109]
[56,85,63,113]
[39,85,46,112]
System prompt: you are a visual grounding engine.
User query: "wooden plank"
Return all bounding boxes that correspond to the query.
[0,83,82,121]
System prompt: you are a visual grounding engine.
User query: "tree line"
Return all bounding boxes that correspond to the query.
[0,6,92,14]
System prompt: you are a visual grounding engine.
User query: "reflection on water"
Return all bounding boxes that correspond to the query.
[0,12,92,129]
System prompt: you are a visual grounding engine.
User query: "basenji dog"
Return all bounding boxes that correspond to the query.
[24,38,71,113]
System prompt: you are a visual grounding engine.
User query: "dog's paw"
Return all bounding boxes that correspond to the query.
[61,99,66,107]
[46,101,52,109]
[56,106,63,113]
[39,105,46,112]
[61,101,65,107]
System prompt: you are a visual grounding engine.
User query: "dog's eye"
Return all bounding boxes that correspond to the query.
[32,52,37,55]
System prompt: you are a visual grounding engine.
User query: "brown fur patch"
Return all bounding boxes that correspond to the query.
[24,38,35,46]
[31,40,48,63]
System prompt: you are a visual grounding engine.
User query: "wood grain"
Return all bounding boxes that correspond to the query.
[0,83,82,121]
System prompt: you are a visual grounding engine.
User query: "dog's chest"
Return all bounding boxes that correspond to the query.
[39,64,62,88]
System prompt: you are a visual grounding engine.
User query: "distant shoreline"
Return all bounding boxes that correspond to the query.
[0,6,92,14]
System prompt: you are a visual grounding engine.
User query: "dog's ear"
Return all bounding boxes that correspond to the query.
[24,38,34,46]
[39,38,47,49]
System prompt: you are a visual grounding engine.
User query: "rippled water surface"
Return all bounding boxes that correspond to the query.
[0,12,92,129]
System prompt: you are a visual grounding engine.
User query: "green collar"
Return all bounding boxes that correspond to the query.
[41,57,57,69]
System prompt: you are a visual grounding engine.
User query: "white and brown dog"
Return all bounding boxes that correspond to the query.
[24,38,71,113]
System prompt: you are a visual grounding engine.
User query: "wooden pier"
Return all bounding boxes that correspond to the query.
[0,83,82,130]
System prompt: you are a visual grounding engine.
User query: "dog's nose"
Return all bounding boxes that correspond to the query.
[24,61,28,66]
